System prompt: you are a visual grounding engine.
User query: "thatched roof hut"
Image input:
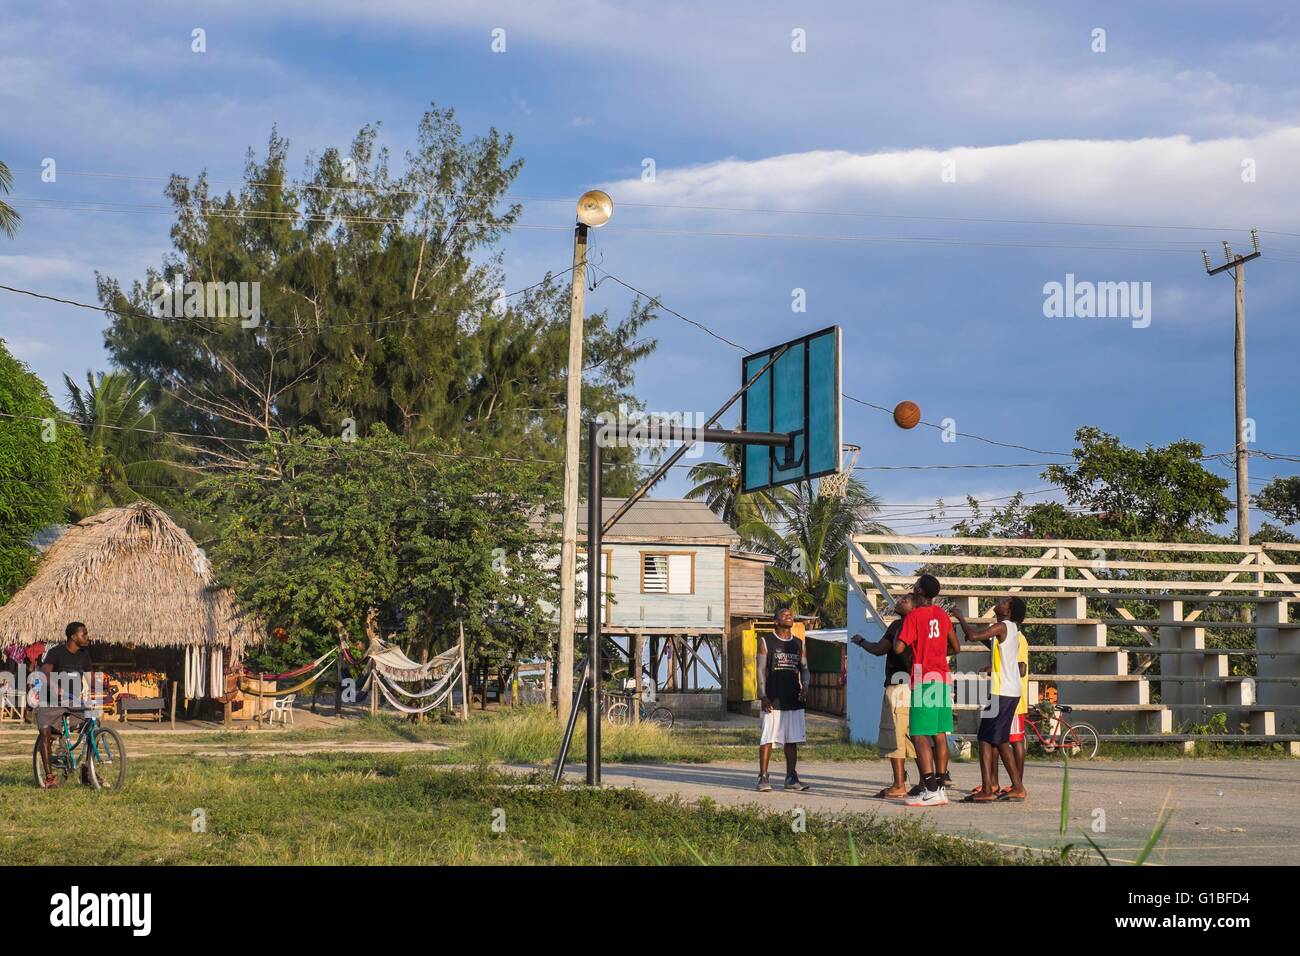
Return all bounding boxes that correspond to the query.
[0,502,263,656]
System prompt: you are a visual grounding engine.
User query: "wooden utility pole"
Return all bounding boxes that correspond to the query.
[1203,229,1261,546]
[631,630,644,725]
[557,190,613,724]
[556,220,588,725]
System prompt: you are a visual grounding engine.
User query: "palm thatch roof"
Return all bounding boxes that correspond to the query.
[0,502,264,655]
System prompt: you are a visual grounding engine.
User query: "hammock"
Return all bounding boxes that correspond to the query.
[238,656,337,697]
[243,649,337,683]
[365,638,458,683]
[375,660,461,700]
[366,662,461,714]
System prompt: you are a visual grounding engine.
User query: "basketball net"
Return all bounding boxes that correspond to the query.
[818,444,860,499]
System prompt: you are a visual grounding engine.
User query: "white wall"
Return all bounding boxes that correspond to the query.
[543,542,730,631]
[606,543,728,629]
[845,579,886,745]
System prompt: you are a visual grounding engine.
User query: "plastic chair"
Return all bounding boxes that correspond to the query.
[262,693,296,726]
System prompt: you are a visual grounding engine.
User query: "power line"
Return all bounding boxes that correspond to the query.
[0,267,575,333]
[14,166,1300,239]
[591,267,1074,458]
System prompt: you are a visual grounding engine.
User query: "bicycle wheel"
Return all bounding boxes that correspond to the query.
[1059,722,1100,760]
[605,701,630,724]
[647,706,674,730]
[87,727,127,790]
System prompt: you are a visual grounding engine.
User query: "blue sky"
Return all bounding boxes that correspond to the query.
[3,1,1300,533]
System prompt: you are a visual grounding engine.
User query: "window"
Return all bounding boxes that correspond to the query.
[641,551,694,594]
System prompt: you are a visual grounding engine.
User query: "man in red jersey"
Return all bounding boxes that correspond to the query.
[894,574,959,807]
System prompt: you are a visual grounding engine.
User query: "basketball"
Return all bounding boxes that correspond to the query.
[893,400,921,429]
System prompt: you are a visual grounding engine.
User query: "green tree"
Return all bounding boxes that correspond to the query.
[685,442,794,538]
[95,108,655,493]
[195,425,559,673]
[64,370,186,510]
[0,160,19,237]
[1037,426,1231,539]
[1255,476,1300,528]
[750,478,888,627]
[950,427,1231,543]
[0,339,93,600]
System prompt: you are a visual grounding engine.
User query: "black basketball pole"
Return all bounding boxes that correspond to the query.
[600,343,791,536]
[555,410,794,785]
[551,655,588,784]
[586,419,603,786]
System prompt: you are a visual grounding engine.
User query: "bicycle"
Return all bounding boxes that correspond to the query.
[604,691,674,729]
[1024,702,1100,759]
[33,708,128,790]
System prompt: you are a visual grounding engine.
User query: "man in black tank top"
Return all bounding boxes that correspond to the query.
[756,606,811,792]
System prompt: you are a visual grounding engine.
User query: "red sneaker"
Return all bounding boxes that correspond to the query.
[43,774,59,789]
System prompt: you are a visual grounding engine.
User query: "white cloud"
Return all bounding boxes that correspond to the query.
[602,127,1300,234]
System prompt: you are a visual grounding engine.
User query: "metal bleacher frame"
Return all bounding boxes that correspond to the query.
[849,535,1300,752]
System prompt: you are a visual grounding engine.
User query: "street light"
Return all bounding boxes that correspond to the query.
[557,190,613,728]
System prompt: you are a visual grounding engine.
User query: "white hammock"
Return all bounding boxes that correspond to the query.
[364,662,461,714]
[365,638,459,683]
[378,661,461,700]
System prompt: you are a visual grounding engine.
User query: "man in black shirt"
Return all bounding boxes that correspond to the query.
[36,621,92,788]
[756,606,811,792]
[852,595,915,798]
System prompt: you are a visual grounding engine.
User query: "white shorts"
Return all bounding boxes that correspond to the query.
[759,707,806,745]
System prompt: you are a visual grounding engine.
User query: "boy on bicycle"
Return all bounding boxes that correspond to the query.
[36,621,92,788]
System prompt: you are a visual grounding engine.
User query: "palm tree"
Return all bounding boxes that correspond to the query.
[685,443,794,539]
[0,160,20,237]
[755,477,891,628]
[64,370,184,508]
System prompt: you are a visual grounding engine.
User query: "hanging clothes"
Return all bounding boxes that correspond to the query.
[210,648,223,698]
[183,646,192,701]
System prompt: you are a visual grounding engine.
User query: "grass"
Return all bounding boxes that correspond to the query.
[0,753,1059,866]
[455,707,883,766]
[2,706,1290,765]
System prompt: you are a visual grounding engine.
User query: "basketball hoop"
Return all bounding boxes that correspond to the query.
[818,444,860,499]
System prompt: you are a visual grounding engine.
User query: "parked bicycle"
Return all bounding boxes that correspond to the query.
[33,708,127,790]
[1024,702,1100,759]
[604,691,674,729]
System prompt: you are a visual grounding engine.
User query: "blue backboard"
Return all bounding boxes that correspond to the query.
[740,325,842,494]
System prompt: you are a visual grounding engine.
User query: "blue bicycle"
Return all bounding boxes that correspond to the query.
[33,709,128,790]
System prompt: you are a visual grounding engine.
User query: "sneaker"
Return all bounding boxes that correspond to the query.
[757,773,772,792]
[43,774,59,789]
[904,787,949,808]
[906,781,926,798]
[940,771,954,790]
[784,773,810,792]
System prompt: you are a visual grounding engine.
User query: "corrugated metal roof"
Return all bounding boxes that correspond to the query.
[576,498,740,544]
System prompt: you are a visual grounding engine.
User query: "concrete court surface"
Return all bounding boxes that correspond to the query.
[571,757,1300,865]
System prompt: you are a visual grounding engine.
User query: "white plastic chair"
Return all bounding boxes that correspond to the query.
[263,694,296,726]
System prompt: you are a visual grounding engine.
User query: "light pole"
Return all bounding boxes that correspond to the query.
[556,190,613,724]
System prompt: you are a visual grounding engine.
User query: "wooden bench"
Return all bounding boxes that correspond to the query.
[118,697,165,722]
